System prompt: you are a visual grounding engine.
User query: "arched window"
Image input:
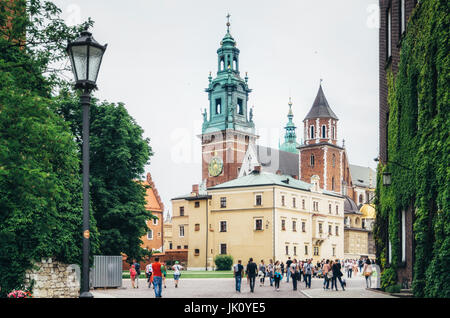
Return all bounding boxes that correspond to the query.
[310,126,315,139]
[355,217,360,225]
[359,194,364,204]
[332,177,335,191]
[332,126,336,139]
[310,154,315,167]
[322,125,326,138]
[215,98,222,114]
[220,58,225,71]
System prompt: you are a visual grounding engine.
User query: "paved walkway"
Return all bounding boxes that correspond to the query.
[91,274,394,298]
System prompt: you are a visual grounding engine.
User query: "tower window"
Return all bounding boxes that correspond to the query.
[332,126,335,139]
[332,177,335,191]
[322,125,326,138]
[220,57,225,71]
[215,98,222,114]
[237,98,243,115]
[332,154,336,167]
[310,126,315,139]
[310,154,315,167]
[400,0,406,35]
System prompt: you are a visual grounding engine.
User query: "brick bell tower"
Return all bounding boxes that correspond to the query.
[298,83,352,194]
[200,15,257,188]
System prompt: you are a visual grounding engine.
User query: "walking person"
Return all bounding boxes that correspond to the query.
[161,262,167,288]
[152,257,163,298]
[290,259,299,291]
[363,258,373,289]
[267,259,274,287]
[358,258,364,273]
[285,257,293,283]
[233,260,244,293]
[303,259,313,288]
[258,260,266,286]
[280,262,285,279]
[273,261,282,292]
[129,264,137,289]
[353,260,358,276]
[331,260,345,291]
[322,259,331,290]
[172,261,183,288]
[145,261,153,288]
[246,258,258,293]
[133,260,141,288]
[348,260,353,278]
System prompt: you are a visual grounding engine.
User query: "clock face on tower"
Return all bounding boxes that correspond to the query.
[208,156,224,177]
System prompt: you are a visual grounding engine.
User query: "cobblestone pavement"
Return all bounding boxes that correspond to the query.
[91,274,394,298]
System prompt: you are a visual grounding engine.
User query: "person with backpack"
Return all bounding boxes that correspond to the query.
[233,260,244,293]
[322,259,331,290]
[273,261,282,292]
[290,259,299,291]
[303,259,313,288]
[129,264,137,289]
[258,260,266,287]
[363,258,373,288]
[172,261,183,288]
[285,257,293,283]
[133,260,141,288]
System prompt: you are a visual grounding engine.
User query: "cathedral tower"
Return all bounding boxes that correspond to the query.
[299,84,352,194]
[279,98,300,154]
[200,16,257,187]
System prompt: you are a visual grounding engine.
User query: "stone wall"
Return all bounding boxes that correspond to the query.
[25,258,80,298]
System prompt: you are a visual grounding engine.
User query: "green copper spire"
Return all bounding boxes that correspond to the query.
[202,15,255,135]
[280,98,300,154]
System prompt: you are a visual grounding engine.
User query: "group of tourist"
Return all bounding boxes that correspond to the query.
[128,258,184,298]
[233,256,375,293]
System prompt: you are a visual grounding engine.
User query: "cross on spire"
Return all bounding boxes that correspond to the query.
[226,13,231,32]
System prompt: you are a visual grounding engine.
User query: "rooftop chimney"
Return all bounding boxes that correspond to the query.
[253,166,261,173]
[191,184,199,195]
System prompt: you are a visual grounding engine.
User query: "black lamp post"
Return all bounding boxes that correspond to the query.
[67,30,107,298]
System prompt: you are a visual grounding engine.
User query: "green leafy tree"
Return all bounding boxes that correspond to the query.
[0,0,97,296]
[56,91,154,262]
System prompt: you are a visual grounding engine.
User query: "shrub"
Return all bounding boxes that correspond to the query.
[214,255,233,271]
[380,268,397,291]
[385,284,402,294]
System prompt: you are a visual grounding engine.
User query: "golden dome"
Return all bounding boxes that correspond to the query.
[360,204,376,219]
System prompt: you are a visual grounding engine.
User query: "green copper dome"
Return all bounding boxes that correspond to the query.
[280,98,300,154]
[202,16,255,136]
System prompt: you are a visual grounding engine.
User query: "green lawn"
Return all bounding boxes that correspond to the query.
[123,270,233,279]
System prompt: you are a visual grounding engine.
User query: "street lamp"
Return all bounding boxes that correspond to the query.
[67,30,107,298]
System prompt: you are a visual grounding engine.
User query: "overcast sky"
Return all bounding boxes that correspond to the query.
[55,0,380,216]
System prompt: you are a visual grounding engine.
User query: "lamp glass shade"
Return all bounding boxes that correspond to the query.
[70,45,88,82]
[88,45,104,83]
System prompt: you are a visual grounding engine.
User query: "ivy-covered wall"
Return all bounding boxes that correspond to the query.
[374,0,449,297]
